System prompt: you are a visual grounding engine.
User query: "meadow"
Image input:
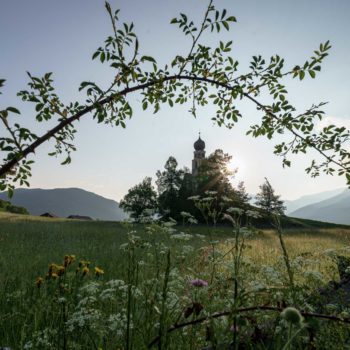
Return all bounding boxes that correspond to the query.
[1,212,350,349]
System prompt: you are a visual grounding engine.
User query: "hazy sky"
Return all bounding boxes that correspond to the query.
[1,0,350,201]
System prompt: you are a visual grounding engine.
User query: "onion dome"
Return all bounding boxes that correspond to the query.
[194,136,205,151]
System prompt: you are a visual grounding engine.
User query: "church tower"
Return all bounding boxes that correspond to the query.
[192,134,206,176]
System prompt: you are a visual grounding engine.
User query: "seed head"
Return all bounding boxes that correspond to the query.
[281,307,303,325]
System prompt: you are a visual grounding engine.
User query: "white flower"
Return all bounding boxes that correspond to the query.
[170,233,192,241]
[227,207,243,215]
[80,281,100,295]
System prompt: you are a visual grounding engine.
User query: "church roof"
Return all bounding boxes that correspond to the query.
[194,136,205,151]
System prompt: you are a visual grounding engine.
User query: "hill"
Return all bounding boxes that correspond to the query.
[0,188,126,221]
[290,189,350,225]
[284,187,344,214]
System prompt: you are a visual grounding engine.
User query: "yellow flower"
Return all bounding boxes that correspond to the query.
[94,267,104,277]
[48,263,58,276]
[64,254,76,267]
[51,272,59,279]
[56,265,65,276]
[35,277,44,288]
[82,266,89,276]
[79,260,90,268]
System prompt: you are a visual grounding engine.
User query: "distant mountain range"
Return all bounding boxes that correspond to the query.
[0,188,126,221]
[289,189,350,225]
[284,187,344,214]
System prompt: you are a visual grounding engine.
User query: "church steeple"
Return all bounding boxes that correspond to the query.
[192,133,206,175]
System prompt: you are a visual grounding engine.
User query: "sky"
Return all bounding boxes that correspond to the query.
[1,0,350,202]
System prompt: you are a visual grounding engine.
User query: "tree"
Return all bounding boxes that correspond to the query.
[1,1,348,197]
[156,156,184,219]
[197,149,236,197]
[255,179,286,215]
[234,181,251,208]
[119,177,157,222]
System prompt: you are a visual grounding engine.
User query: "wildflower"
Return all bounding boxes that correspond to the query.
[281,307,303,325]
[188,217,198,224]
[205,190,217,195]
[48,263,58,276]
[51,273,59,279]
[95,267,104,277]
[56,265,65,277]
[190,279,208,287]
[82,266,89,276]
[79,260,90,268]
[246,210,260,218]
[227,207,243,215]
[35,277,44,288]
[64,254,76,267]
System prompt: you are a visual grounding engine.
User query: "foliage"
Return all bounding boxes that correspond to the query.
[255,178,286,215]
[0,198,28,214]
[1,1,349,197]
[2,216,350,348]
[119,177,157,222]
[234,181,251,208]
[156,156,185,220]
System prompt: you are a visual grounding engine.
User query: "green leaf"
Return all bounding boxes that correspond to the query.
[141,56,156,63]
[226,16,237,22]
[35,103,44,112]
[299,70,305,80]
[7,107,20,114]
[309,70,316,78]
[100,51,105,63]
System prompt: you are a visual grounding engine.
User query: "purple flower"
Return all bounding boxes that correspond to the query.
[190,279,208,287]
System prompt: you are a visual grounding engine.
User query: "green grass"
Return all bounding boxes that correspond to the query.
[1,213,350,349]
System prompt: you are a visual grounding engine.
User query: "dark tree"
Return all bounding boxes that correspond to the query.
[255,179,286,215]
[156,156,184,219]
[196,149,236,197]
[234,181,251,208]
[119,177,157,222]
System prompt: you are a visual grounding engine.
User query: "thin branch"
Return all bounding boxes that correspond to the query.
[178,0,213,75]
[147,305,350,348]
[0,115,23,152]
[0,74,347,178]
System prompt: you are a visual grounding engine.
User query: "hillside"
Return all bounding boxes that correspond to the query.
[290,189,350,225]
[0,188,126,221]
[284,187,344,214]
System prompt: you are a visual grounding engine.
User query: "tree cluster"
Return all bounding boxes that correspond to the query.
[120,150,285,224]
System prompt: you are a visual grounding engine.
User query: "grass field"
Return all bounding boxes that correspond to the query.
[1,212,350,349]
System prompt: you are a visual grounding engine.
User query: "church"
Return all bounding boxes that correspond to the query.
[192,134,206,176]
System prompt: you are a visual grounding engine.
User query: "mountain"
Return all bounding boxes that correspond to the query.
[0,188,126,221]
[290,189,350,225]
[284,187,344,214]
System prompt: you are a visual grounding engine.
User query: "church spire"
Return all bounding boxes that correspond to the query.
[192,134,206,175]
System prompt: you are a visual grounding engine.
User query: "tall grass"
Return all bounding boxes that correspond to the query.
[1,214,350,349]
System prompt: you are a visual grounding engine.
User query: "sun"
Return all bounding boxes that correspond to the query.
[228,156,246,182]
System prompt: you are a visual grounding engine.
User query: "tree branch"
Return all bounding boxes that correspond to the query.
[0,74,347,179]
[147,305,350,348]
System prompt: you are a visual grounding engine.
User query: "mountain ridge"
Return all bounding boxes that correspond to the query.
[290,189,350,225]
[0,187,126,221]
